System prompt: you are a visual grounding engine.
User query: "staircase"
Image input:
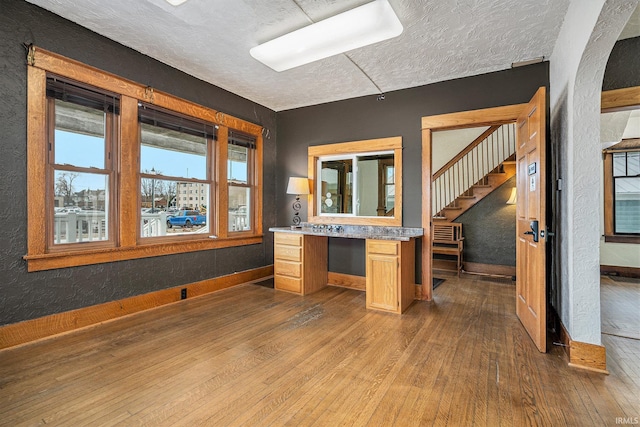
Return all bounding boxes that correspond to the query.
[433,123,516,222]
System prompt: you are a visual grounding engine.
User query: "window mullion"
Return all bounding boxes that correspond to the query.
[217,126,229,239]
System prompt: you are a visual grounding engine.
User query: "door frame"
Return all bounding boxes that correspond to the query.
[420,103,527,300]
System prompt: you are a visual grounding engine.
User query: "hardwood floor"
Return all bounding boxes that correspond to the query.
[601,275,640,340]
[0,275,638,426]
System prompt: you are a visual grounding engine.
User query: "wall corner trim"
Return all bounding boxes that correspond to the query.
[554,308,608,374]
[0,265,274,351]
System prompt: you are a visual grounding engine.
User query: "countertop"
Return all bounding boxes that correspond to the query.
[269,223,423,241]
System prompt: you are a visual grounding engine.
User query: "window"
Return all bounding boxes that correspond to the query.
[227,131,256,233]
[139,104,215,238]
[25,47,263,271]
[47,77,118,249]
[604,139,640,243]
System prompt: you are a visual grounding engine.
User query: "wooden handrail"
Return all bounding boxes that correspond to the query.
[432,125,501,181]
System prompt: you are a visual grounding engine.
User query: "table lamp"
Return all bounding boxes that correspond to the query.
[286,177,310,227]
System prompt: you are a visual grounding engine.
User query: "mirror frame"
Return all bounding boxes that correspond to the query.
[307,136,402,226]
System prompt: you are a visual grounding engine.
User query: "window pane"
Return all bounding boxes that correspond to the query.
[53,171,109,244]
[54,100,105,168]
[140,178,210,237]
[614,177,640,234]
[628,152,640,176]
[140,123,207,180]
[613,152,626,177]
[229,186,251,232]
[228,145,248,184]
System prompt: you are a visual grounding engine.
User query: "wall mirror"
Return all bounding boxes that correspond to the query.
[308,137,402,226]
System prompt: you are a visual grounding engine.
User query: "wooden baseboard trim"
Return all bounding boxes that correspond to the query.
[327,272,365,291]
[462,261,516,278]
[0,265,274,351]
[568,341,609,374]
[553,308,608,374]
[600,264,640,279]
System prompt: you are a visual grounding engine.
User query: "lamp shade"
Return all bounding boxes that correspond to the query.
[506,187,517,205]
[287,177,310,195]
[250,0,403,72]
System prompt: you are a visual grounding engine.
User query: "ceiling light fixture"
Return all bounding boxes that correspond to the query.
[250,0,403,72]
[165,0,188,6]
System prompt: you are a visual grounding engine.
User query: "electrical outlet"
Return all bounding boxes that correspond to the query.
[181,288,187,300]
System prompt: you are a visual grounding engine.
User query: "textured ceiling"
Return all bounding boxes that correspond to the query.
[23,0,594,111]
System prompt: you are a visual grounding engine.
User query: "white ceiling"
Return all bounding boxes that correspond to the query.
[23,0,636,112]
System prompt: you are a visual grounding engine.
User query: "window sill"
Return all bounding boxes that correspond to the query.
[604,235,640,244]
[24,235,263,272]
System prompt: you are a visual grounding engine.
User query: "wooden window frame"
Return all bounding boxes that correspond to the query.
[601,86,640,244]
[25,47,263,272]
[137,104,217,243]
[307,136,403,226]
[227,140,257,235]
[46,94,119,252]
[603,148,640,244]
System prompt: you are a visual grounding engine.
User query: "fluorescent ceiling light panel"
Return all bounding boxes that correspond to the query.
[165,0,188,5]
[250,0,403,72]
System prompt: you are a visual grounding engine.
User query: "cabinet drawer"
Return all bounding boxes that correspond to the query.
[275,233,302,246]
[275,245,302,262]
[367,240,399,255]
[275,260,302,278]
[275,275,302,293]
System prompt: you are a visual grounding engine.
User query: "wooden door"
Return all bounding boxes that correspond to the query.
[515,87,547,352]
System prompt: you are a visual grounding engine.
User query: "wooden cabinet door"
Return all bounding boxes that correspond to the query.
[366,240,400,312]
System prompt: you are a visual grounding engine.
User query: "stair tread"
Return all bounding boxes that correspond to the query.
[443,206,462,210]
[458,195,476,199]
[473,184,492,188]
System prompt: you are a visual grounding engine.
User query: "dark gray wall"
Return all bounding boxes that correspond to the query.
[0,0,277,326]
[277,64,549,280]
[603,36,640,91]
[456,176,517,266]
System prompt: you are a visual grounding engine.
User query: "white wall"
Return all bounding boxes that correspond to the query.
[432,127,488,172]
[549,0,638,345]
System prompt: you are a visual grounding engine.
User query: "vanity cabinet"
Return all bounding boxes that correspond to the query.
[274,232,327,295]
[366,239,416,314]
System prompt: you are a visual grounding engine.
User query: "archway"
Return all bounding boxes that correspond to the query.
[549,0,638,371]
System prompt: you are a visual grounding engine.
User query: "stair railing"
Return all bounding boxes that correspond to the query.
[432,123,516,217]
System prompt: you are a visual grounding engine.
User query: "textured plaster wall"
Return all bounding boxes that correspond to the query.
[0,0,277,326]
[456,177,517,267]
[602,35,640,90]
[549,0,638,345]
[277,65,549,280]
